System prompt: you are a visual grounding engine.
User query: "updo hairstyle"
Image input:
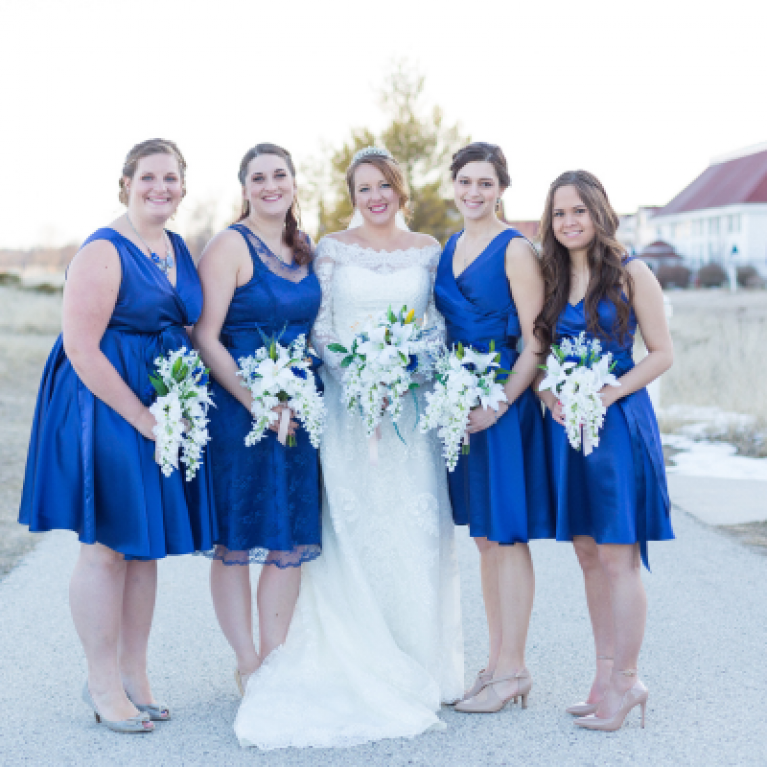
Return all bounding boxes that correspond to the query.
[119,138,187,205]
[345,152,412,219]
[450,142,511,190]
[236,143,312,266]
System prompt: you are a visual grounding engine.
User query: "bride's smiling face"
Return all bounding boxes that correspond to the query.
[353,164,400,227]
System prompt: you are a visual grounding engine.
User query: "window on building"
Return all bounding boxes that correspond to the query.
[709,217,720,235]
[669,223,677,238]
[731,214,741,233]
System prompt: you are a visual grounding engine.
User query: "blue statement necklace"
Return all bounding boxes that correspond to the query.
[126,214,175,275]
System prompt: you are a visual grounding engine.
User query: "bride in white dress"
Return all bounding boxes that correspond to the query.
[234,147,464,749]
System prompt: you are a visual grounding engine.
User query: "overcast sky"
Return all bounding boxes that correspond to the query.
[1,0,765,248]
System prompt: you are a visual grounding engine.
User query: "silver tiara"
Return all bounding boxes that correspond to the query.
[352,146,393,164]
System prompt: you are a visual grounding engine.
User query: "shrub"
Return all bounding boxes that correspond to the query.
[655,264,691,289]
[696,263,727,288]
[736,265,765,288]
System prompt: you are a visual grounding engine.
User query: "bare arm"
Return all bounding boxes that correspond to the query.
[600,260,673,407]
[191,230,252,411]
[467,237,544,433]
[62,240,156,440]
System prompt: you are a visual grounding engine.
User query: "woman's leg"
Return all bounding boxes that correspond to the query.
[256,559,301,661]
[69,542,140,721]
[210,557,260,677]
[475,537,502,676]
[119,559,158,705]
[595,543,647,717]
[572,536,615,703]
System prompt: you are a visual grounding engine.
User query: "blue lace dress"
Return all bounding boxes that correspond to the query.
[205,225,323,567]
[434,229,555,544]
[544,260,674,569]
[18,228,217,560]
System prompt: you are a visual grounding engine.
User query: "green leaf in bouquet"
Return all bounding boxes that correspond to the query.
[327,343,349,354]
[408,382,419,390]
[609,360,617,372]
[177,364,189,381]
[398,351,408,365]
[341,355,354,368]
[456,342,465,359]
[387,305,396,323]
[489,339,496,352]
[149,374,168,397]
[172,357,182,376]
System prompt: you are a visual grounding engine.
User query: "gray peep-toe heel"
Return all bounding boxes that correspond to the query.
[82,683,154,733]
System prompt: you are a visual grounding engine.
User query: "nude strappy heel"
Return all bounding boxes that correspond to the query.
[82,683,154,733]
[574,669,648,731]
[454,669,531,714]
[457,669,492,703]
[235,667,253,697]
[566,655,613,716]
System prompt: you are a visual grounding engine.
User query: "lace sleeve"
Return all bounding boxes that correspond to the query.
[423,246,446,344]
[310,242,345,381]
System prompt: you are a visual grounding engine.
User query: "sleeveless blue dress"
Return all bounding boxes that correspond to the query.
[205,225,323,567]
[434,229,555,544]
[18,228,217,560]
[544,259,674,569]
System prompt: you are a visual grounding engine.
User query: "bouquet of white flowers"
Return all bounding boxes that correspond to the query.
[149,347,213,480]
[237,333,325,449]
[419,341,510,471]
[538,331,620,455]
[327,305,439,465]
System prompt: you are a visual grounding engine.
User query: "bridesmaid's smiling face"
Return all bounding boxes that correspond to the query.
[124,153,183,225]
[453,161,503,222]
[551,185,596,253]
[244,153,297,221]
[352,164,400,227]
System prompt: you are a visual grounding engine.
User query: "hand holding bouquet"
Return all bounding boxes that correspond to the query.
[149,347,213,480]
[237,333,325,449]
[538,331,620,455]
[419,341,510,471]
[327,305,438,464]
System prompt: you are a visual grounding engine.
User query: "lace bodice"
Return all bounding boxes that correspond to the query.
[311,237,446,379]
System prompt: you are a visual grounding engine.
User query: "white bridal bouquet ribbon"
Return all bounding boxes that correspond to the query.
[419,341,510,471]
[237,333,325,449]
[327,305,438,466]
[538,331,621,455]
[149,347,213,480]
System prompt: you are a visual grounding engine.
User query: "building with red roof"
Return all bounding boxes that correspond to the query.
[647,142,767,272]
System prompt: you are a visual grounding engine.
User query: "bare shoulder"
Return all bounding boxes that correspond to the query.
[198,228,249,271]
[404,232,440,249]
[69,237,120,277]
[505,233,539,263]
[625,257,660,292]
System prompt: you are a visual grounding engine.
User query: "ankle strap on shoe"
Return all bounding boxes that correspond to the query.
[488,670,529,685]
[619,669,638,677]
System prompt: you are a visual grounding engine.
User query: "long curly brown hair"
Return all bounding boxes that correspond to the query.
[534,170,633,352]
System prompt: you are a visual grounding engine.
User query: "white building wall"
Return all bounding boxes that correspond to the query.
[647,203,767,273]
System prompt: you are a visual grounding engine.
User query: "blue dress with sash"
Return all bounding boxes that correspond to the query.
[18,228,217,560]
[205,225,323,567]
[434,229,555,544]
[544,259,674,569]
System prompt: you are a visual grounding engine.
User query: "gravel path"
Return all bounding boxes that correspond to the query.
[1,505,765,766]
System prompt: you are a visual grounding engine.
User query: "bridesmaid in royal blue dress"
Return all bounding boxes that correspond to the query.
[434,143,555,714]
[19,139,216,732]
[535,170,674,732]
[193,144,322,696]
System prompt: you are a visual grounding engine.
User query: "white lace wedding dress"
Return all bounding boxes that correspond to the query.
[234,237,464,750]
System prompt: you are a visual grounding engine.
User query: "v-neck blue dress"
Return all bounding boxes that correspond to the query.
[434,229,555,544]
[543,259,674,569]
[204,225,323,568]
[19,228,217,560]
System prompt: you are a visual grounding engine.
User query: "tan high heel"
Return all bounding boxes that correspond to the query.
[454,669,531,714]
[566,655,613,716]
[235,667,253,697]
[574,670,648,731]
[457,669,492,703]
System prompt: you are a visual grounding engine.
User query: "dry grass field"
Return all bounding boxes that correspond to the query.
[0,285,764,574]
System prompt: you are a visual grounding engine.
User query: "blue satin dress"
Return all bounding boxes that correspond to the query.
[434,229,555,544]
[205,225,322,567]
[544,260,674,569]
[18,228,217,560]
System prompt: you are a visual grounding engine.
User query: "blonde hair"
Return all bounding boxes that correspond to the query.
[119,138,187,205]
[345,154,411,219]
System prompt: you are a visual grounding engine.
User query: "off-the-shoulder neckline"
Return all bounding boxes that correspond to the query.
[318,237,440,256]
